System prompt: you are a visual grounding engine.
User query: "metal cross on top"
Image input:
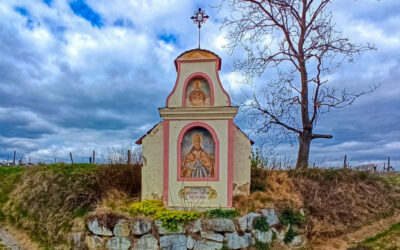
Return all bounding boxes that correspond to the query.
[191,8,209,49]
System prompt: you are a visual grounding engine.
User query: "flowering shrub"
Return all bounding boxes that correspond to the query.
[127,200,199,232]
[127,200,165,216]
[155,210,200,232]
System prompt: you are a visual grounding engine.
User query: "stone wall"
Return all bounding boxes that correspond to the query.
[72,209,306,250]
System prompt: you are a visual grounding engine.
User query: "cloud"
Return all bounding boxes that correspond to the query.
[0,0,398,169]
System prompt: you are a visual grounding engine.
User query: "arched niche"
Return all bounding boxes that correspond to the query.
[182,73,214,107]
[177,123,219,181]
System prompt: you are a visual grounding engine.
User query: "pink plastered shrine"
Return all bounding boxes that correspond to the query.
[136,49,253,208]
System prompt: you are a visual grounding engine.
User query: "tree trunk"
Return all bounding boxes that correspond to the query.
[296,133,312,169]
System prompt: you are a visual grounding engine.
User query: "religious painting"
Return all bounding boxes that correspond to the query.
[181,127,215,178]
[185,78,211,107]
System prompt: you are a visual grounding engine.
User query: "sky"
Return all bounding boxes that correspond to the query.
[0,0,399,169]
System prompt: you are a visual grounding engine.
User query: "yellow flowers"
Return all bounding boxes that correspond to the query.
[155,210,200,232]
[127,200,200,232]
[127,200,165,216]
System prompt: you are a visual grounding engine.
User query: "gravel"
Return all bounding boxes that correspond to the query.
[0,227,23,250]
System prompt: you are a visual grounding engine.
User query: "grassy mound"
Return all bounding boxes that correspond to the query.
[1,163,399,248]
[0,166,25,221]
[234,166,400,241]
[0,163,141,248]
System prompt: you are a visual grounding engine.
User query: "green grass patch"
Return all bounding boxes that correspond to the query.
[380,174,400,188]
[279,208,305,226]
[36,163,100,178]
[284,227,298,244]
[207,208,239,219]
[254,240,269,250]
[359,221,400,249]
[253,216,269,232]
[0,166,25,221]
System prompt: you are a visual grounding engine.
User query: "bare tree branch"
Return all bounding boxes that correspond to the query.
[219,0,378,168]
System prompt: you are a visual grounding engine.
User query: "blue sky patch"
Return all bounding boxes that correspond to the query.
[69,0,103,28]
[43,0,53,7]
[158,33,177,44]
[14,6,35,30]
[113,18,134,28]
[15,6,28,16]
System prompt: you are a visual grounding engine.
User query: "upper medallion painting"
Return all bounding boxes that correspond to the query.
[185,78,211,107]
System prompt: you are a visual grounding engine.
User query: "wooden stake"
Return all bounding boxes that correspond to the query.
[388,157,391,172]
[70,152,74,164]
[13,151,16,166]
[127,149,131,165]
[343,155,347,169]
[92,150,95,164]
[89,157,92,164]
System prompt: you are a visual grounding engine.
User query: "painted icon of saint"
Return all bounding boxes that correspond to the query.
[189,80,206,107]
[182,133,214,178]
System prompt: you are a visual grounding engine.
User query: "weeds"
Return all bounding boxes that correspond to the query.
[250,151,268,192]
[279,208,305,226]
[254,240,269,250]
[207,208,239,219]
[0,166,25,221]
[1,163,142,248]
[253,216,269,232]
[284,227,298,244]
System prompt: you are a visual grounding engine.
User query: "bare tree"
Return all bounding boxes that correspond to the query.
[219,0,378,168]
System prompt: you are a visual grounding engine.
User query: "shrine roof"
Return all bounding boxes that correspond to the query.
[135,122,161,145]
[174,49,222,71]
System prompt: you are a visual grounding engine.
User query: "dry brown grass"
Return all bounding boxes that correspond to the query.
[2,163,141,248]
[234,167,400,243]
[290,169,400,239]
[234,171,303,214]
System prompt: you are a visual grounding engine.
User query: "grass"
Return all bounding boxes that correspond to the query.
[358,221,400,249]
[0,238,11,250]
[235,166,400,240]
[207,208,239,219]
[253,216,269,232]
[380,174,400,188]
[279,208,305,226]
[0,166,25,221]
[0,163,141,248]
